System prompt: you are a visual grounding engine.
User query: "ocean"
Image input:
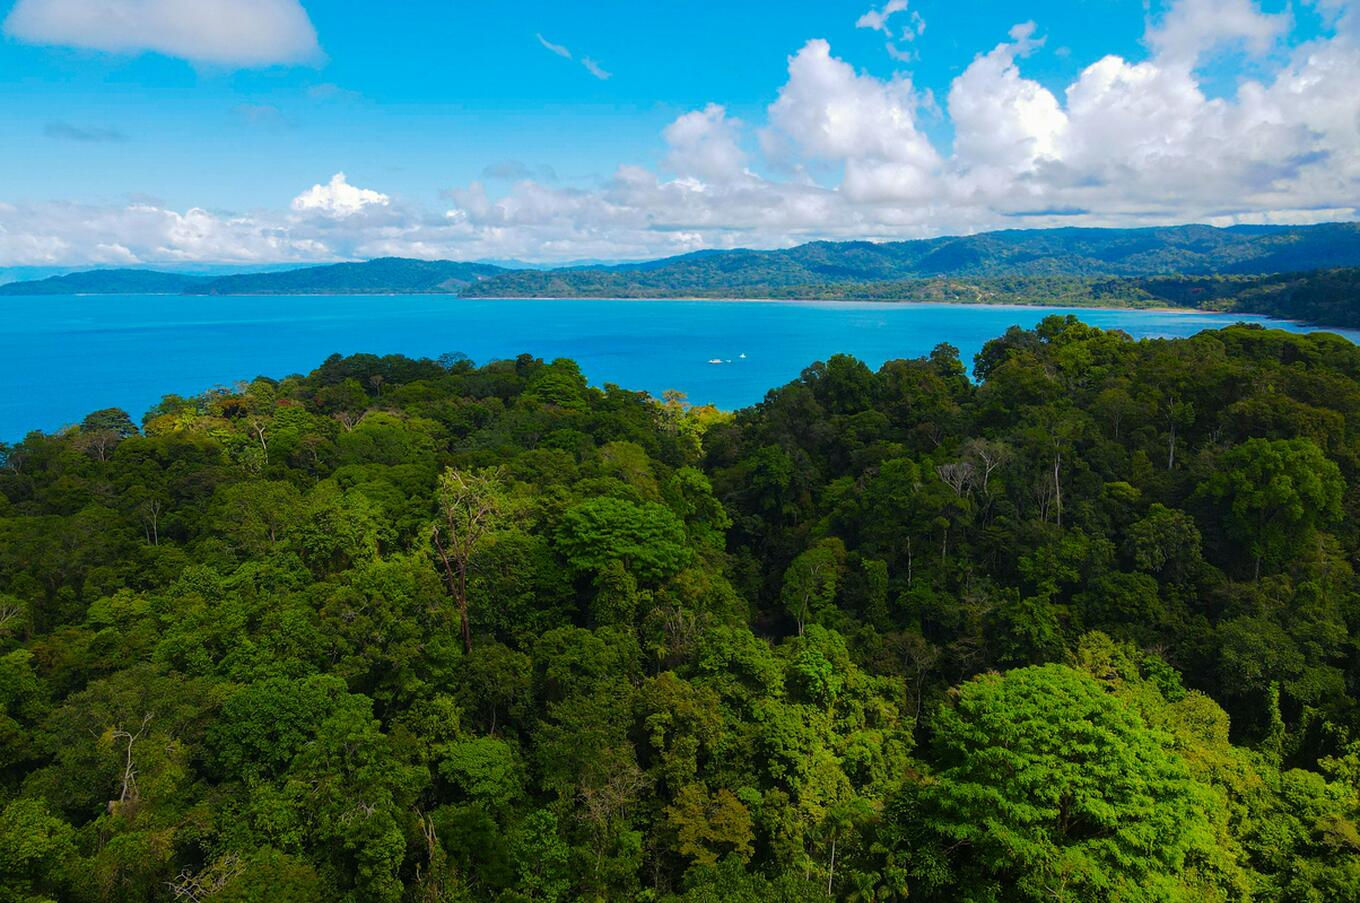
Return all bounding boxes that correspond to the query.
[4,294,1357,438]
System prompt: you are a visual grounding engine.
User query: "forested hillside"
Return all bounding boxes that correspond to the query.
[189,259,507,296]
[0,269,210,295]
[478,269,1360,328]
[463,223,1360,295]
[6,222,1360,325]
[4,321,1360,900]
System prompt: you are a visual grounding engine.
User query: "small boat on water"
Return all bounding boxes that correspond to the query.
[708,358,724,364]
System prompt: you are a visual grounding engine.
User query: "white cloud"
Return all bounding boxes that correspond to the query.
[663,104,748,183]
[857,0,925,61]
[3,0,320,67]
[764,40,940,202]
[904,10,926,41]
[884,42,915,63]
[536,33,571,59]
[2,0,1358,266]
[856,0,907,34]
[581,57,611,80]
[290,173,390,217]
[0,200,328,265]
[537,33,612,79]
[1146,0,1291,67]
[948,22,1065,180]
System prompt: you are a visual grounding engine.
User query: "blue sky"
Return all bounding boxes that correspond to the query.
[0,0,1355,265]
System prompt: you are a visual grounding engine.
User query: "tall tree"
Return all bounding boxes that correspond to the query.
[1198,437,1344,578]
[916,664,1214,901]
[432,467,515,653]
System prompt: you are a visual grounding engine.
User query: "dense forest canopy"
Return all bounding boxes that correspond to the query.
[470,268,1360,328]
[5,319,1360,900]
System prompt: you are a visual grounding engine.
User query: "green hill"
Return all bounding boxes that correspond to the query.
[190,257,506,294]
[3,223,1358,325]
[0,269,209,295]
[464,222,1360,296]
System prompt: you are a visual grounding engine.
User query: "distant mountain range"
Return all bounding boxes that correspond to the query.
[1,269,209,295]
[462,222,1360,297]
[0,259,506,296]
[4,223,1359,324]
[190,259,506,295]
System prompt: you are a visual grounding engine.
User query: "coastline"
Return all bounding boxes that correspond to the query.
[4,296,1356,440]
[3,290,1341,330]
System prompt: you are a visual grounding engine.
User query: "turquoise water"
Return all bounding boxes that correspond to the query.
[3,294,1358,439]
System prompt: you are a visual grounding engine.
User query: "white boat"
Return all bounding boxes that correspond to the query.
[708,358,724,364]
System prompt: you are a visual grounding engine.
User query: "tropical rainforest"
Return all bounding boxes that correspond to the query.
[4,318,1360,901]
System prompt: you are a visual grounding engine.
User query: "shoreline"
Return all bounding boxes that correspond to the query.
[3,299,1355,440]
[2,291,1346,331]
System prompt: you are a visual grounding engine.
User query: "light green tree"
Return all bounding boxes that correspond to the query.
[921,664,1213,901]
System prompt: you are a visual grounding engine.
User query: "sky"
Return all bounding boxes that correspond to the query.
[0,0,1357,266]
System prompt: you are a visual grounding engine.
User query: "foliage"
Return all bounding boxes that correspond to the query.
[3,320,1360,899]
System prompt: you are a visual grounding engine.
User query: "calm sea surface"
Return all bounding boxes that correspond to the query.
[4,294,1359,438]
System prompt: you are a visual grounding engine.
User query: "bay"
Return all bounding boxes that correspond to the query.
[3,294,1358,439]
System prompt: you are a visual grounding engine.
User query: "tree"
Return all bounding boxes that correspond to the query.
[916,664,1213,901]
[815,796,874,896]
[780,539,846,636]
[555,496,691,584]
[457,642,532,734]
[77,408,137,460]
[0,798,76,901]
[1162,397,1194,471]
[1198,437,1344,578]
[209,850,326,903]
[1126,504,1202,581]
[432,467,515,653]
[292,484,380,575]
[215,481,303,556]
[437,736,524,809]
[665,783,755,867]
[8,332,1360,901]
[523,358,590,411]
[507,810,571,902]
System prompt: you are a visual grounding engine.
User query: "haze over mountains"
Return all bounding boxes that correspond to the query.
[4,222,1358,302]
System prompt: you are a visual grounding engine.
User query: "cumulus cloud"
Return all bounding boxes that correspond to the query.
[663,104,749,183]
[2,0,1358,266]
[3,0,320,67]
[948,22,1064,182]
[763,39,941,202]
[1146,0,1291,66]
[290,173,390,217]
[0,200,328,265]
